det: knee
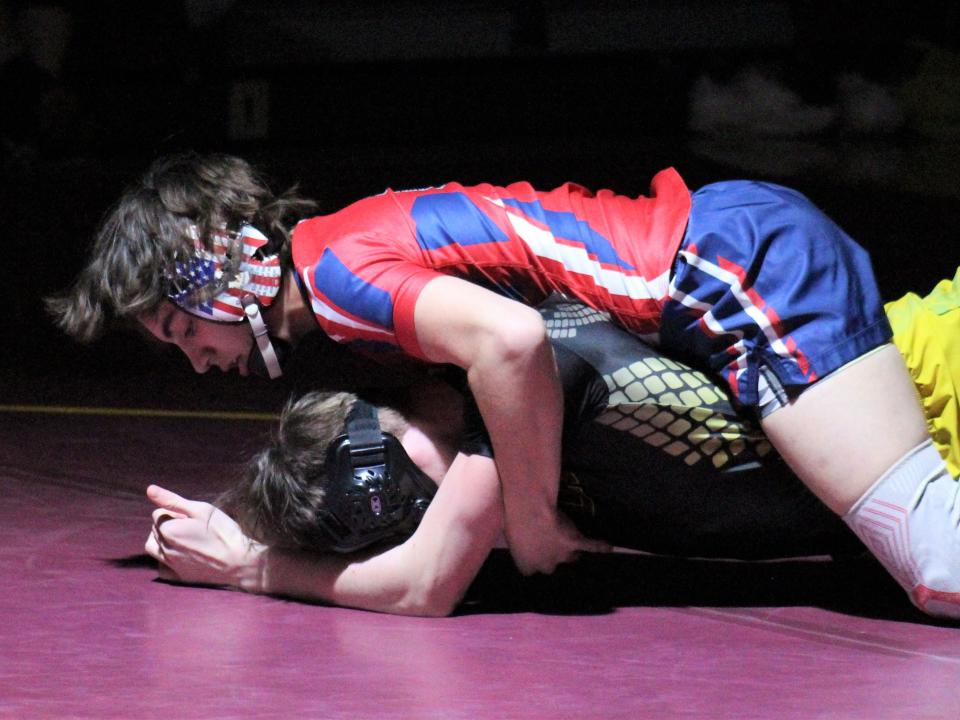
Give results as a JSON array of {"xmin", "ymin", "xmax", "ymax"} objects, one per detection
[
  {"xmin": 911, "ymin": 575, "xmax": 960, "ymax": 619},
  {"xmin": 843, "ymin": 440, "xmax": 960, "ymax": 619},
  {"xmin": 908, "ymin": 503, "xmax": 960, "ymax": 619}
]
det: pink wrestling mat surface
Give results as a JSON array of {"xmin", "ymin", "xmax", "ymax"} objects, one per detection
[{"xmin": 3, "ymin": 408, "xmax": 959, "ymax": 720}]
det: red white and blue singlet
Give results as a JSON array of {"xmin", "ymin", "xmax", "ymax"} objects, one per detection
[
  {"xmin": 292, "ymin": 168, "xmax": 691, "ymax": 358},
  {"xmin": 292, "ymin": 168, "xmax": 891, "ymax": 408}
]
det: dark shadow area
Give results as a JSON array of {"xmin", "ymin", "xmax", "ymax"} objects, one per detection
[
  {"xmin": 109, "ymin": 548, "xmax": 951, "ymax": 627},
  {"xmin": 461, "ymin": 549, "xmax": 943, "ymax": 624},
  {"xmin": 108, "ymin": 554, "xmax": 159, "ymax": 569}
]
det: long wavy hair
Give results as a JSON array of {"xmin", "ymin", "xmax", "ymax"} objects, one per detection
[{"xmin": 45, "ymin": 152, "xmax": 317, "ymax": 341}]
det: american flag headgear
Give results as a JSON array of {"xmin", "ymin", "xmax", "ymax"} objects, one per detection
[
  {"xmin": 166, "ymin": 223, "xmax": 282, "ymax": 322},
  {"xmin": 166, "ymin": 223, "xmax": 285, "ymax": 379}
]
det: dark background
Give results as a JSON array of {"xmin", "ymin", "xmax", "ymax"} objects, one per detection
[{"xmin": 2, "ymin": 0, "xmax": 958, "ymax": 412}]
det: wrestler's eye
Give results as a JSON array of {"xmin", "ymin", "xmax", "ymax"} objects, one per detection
[{"xmin": 185, "ymin": 319, "xmax": 196, "ymax": 339}]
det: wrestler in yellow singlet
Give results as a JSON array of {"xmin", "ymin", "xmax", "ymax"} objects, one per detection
[{"xmin": 887, "ymin": 268, "xmax": 960, "ymax": 478}]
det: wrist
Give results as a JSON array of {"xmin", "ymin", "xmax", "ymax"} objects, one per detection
[{"xmin": 235, "ymin": 540, "xmax": 270, "ymax": 593}]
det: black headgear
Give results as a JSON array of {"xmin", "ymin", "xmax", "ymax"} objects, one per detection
[{"xmin": 314, "ymin": 400, "xmax": 436, "ymax": 553}]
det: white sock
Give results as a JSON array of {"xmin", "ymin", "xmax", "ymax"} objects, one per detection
[{"xmin": 843, "ymin": 439, "xmax": 960, "ymax": 618}]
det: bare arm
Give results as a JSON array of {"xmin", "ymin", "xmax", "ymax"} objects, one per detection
[
  {"xmin": 145, "ymin": 451, "xmax": 503, "ymax": 617},
  {"xmin": 263, "ymin": 452, "xmax": 503, "ymax": 615},
  {"xmin": 412, "ymin": 276, "xmax": 607, "ymax": 574}
]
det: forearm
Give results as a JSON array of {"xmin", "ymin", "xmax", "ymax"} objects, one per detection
[
  {"xmin": 258, "ymin": 453, "xmax": 504, "ymax": 617},
  {"xmin": 257, "ymin": 545, "xmax": 446, "ymax": 616},
  {"xmin": 467, "ymin": 324, "xmax": 564, "ymax": 537},
  {"xmin": 147, "ymin": 451, "xmax": 503, "ymax": 617},
  {"xmin": 412, "ymin": 276, "xmax": 588, "ymax": 574}
]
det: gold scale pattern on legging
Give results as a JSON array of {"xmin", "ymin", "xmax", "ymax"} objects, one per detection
[
  {"xmin": 542, "ymin": 298, "xmax": 773, "ymax": 470},
  {"xmin": 597, "ymin": 357, "xmax": 773, "ymax": 469}
]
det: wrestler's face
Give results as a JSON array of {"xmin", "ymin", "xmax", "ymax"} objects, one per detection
[{"xmin": 140, "ymin": 303, "xmax": 253, "ymax": 376}]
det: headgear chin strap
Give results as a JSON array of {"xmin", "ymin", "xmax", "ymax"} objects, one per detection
[
  {"xmin": 166, "ymin": 223, "xmax": 285, "ymax": 379},
  {"xmin": 314, "ymin": 401, "xmax": 437, "ymax": 553},
  {"xmin": 241, "ymin": 296, "xmax": 284, "ymax": 379}
]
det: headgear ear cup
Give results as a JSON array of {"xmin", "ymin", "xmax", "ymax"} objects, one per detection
[{"xmin": 314, "ymin": 401, "xmax": 437, "ymax": 553}]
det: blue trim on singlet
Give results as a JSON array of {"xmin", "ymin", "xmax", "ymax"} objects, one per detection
[
  {"xmin": 411, "ymin": 192, "xmax": 509, "ymax": 250},
  {"xmin": 313, "ymin": 249, "xmax": 395, "ymax": 330},
  {"xmin": 500, "ymin": 198, "xmax": 636, "ymax": 271}
]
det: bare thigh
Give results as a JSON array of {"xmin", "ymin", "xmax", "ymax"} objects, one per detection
[{"xmin": 760, "ymin": 344, "xmax": 929, "ymax": 515}]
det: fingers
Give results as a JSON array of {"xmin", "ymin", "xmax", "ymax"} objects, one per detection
[
  {"xmin": 144, "ymin": 489, "xmax": 211, "ymax": 587},
  {"xmin": 525, "ymin": 540, "xmax": 608, "ymax": 575},
  {"xmin": 145, "ymin": 521, "xmax": 177, "ymax": 561},
  {"xmin": 574, "ymin": 535, "xmax": 613, "ymax": 555},
  {"xmin": 146, "ymin": 484, "xmax": 209, "ymax": 520},
  {"xmin": 144, "ymin": 533, "xmax": 182, "ymax": 583},
  {"xmin": 556, "ymin": 510, "xmax": 612, "ymax": 555},
  {"xmin": 152, "ymin": 507, "xmax": 187, "ymax": 525},
  {"xmin": 584, "ymin": 539, "xmax": 613, "ymax": 554},
  {"xmin": 510, "ymin": 520, "xmax": 613, "ymax": 575},
  {"xmin": 144, "ymin": 528, "xmax": 160, "ymax": 559},
  {"xmin": 145, "ymin": 520, "xmax": 188, "ymax": 584},
  {"xmin": 145, "ymin": 512, "xmax": 186, "ymax": 560},
  {"xmin": 144, "ymin": 527, "xmax": 173, "ymax": 577},
  {"xmin": 512, "ymin": 547, "xmax": 565, "ymax": 576}
]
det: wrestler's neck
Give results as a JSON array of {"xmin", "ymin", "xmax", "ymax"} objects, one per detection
[
  {"xmin": 263, "ymin": 269, "xmax": 316, "ymax": 344},
  {"xmin": 397, "ymin": 424, "xmax": 455, "ymax": 486},
  {"xmin": 386, "ymin": 383, "xmax": 467, "ymax": 487}
]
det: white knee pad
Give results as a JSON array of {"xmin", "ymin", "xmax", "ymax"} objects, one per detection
[{"xmin": 843, "ymin": 440, "xmax": 960, "ymax": 618}]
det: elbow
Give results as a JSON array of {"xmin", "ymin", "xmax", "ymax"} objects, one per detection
[
  {"xmin": 474, "ymin": 304, "xmax": 550, "ymax": 370},
  {"xmin": 411, "ymin": 599, "xmax": 457, "ymax": 619},
  {"xmin": 397, "ymin": 559, "xmax": 474, "ymax": 617},
  {"xmin": 391, "ymin": 594, "xmax": 456, "ymax": 618},
  {"xmin": 401, "ymin": 579, "xmax": 463, "ymax": 618},
  {"xmin": 502, "ymin": 304, "xmax": 550, "ymax": 360}
]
